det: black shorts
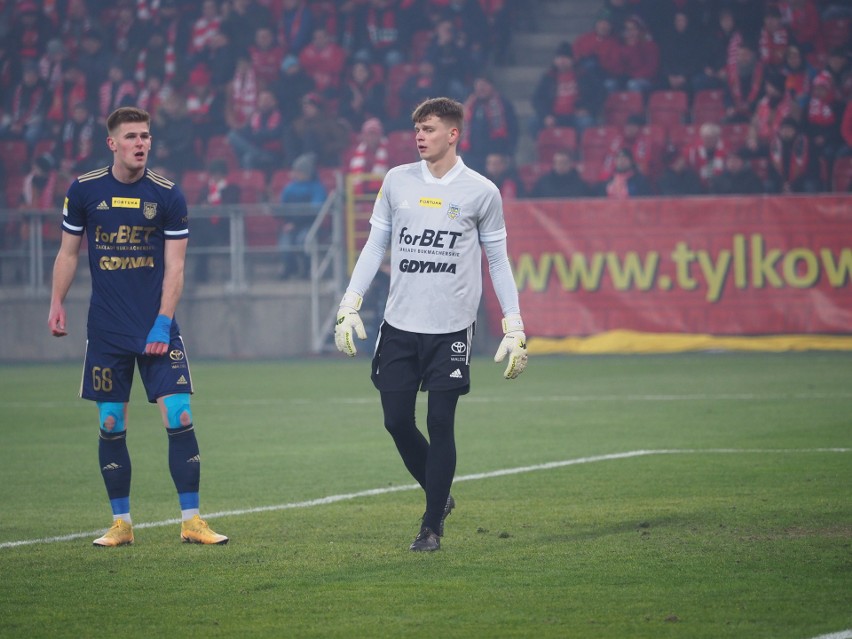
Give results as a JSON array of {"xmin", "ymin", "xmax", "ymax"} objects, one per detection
[{"xmin": 371, "ymin": 321, "xmax": 474, "ymax": 394}]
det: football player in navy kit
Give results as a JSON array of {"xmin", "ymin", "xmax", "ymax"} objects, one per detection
[
  {"xmin": 334, "ymin": 97, "xmax": 528, "ymax": 551},
  {"xmin": 48, "ymin": 107, "xmax": 228, "ymax": 546}
]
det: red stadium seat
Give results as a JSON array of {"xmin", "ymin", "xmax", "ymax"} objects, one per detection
[
  {"xmin": 181, "ymin": 170, "xmax": 209, "ymax": 206},
  {"xmin": 536, "ymin": 126, "xmax": 577, "ymax": 164},
  {"xmin": 268, "ymin": 169, "xmax": 293, "ymax": 201},
  {"xmin": 603, "ymin": 90, "xmax": 644, "ymax": 126},
  {"xmin": 518, "ymin": 163, "xmax": 548, "ymax": 192},
  {"xmin": 832, "ymin": 156, "xmax": 852, "ymax": 192},
  {"xmin": 647, "ymin": 90, "xmax": 688, "ymax": 127},
  {"xmin": 244, "ymin": 214, "xmax": 281, "ymax": 247},
  {"xmin": 580, "ymin": 126, "xmax": 619, "ymax": 184},
  {"xmin": 206, "ymin": 135, "xmax": 240, "ymax": 173},
  {"xmin": 0, "ymin": 140, "xmax": 28, "ymax": 176},
  {"xmin": 667, "ymin": 123, "xmax": 699, "ymax": 150},
  {"xmin": 720, "ymin": 123, "xmax": 749, "ymax": 152},
  {"xmin": 692, "ymin": 89, "xmax": 726, "ymax": 125},
  {"xmin": 5, "ymin": 174, "xmax": 25, "ymax": 208},
  {"xmin": 227, "ymin": 169, "xmax": 267, "ymax": 204}
]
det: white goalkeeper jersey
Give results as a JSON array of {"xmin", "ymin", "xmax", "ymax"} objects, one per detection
[{"xmin": 370, "ymin": 158, "xmax": 507, "ymax": 334}]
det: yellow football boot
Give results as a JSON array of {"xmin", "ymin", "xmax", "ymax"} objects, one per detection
[
  {"xmin": 92, "ymin": 518, "xmax": 134, "ymax": 547},
  {"xmin": 180, "ymin": 515, "xmax": 229, "ymax": 545}
]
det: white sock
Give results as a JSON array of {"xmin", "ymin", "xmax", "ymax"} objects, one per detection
[
  {"xmin": 114, "ymin": 513, "xmax": 132, "ymax": 525},
  {"xmin": 181, "ymin": 508, "xmax": 200, "ymax": 522}
]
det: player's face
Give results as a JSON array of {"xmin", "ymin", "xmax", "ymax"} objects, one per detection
[
  {"xmin": 108, "ymin": 122, "xmax": 151, "ymax": 174},
  {"xmin": 414, "ymin": 115, "xmax": 458, "ymax": 164}
]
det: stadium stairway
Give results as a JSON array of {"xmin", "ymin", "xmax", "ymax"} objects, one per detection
[{"xmin": 491, "ymin": 0, "xmax": 602, "ymax": 167}]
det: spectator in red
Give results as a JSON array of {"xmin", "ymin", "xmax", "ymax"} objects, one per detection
[
  {"xmin": 134, "ymin": 30, "xmax": 178, "ymax": 90},
  {"xmin": 227, "ymin": 88, "xmax": 286, "ymax": 170},
  {"xmin": 298, "ymin": 27, "xmax": 346, "ymax": 93},
  {"xmin": 725, "ymin": 39, "xmax": 764, "ymax": 123},
  {"xmin": 805, "ymin": 71, "xmax": 843, "ymax": 185},
  {"xmin": 823, "ymin": 48, "xmax": 852, "ymax": 104},
  {"xmin": 531, "ymin": 42, "xmax": 594, "ymax": 135},
  {"xmin": 59, "ymin": 0, "xmax": 97, "ymax": 57},
  {"xmin": 97, "ymin": 62, "xmax": 137, "ymax": 120},
  {"xmin": 59, "ymin": 101, "xmax": 97, "ymax": 173},
  {"xmin": 250, "ymin": 25, "xmax": 286, "ymax": 88},
  {"xmin": 278, "ymin": 0, "xmax": 315, "ymax": 56},
  {"xmin": 459, "ymin": 74, "xmax": 519, "ymax": 173},
  {"xmin": 348, "ymin": 117, "xmax": 389, "ymax": 193},
  {"xmin": 137, "ymin": 74, "xmax": 167, "ymax": 119},
  {"xmin": 686, "ymin": 122, "xmax": 728, "ymax": 187},
  {"xmin": 9, "ymin": 1, "xmax": 51, "ymax": 70},
  {"xmin": 345, "ymin": 0, "xmax": 414, "ymax": 68},
  {"xmin": 190, "ymin": 0, "xmax": 223, "ymax": 58},
  {"xmin": 753, "ymin": 71, "xmax": 794, "ymax": 146},
  {"xmin": 616, "ymin": 14, "xmax": 659, "ymax": 94},
  {"xmin": 186, "ymin": 64, "xmax": 226, "ymax": 144},
  {"xmin": 768, "ymin": 116, "xmax": 820, "ymax": 192},
  {"xmin": 603, "ymin": 147, "xmax": 651, "ymax": 198},
  {"xmin": 111, "ymin": 3, "xmax": 147, "ymax": 71},
  {"xmin": 758, "ymin": 7, "xmax": 790, "ymax": 70},
  {"xmin": 46, "ymin": 63, "xmax": 87, "ymax": 139},
  {"xmin": 0, "ymin": 61, "xmax": 49, "ymax": 149},
  {"xmin": 194, "ymin": 158, "xmax": 238, "ymax": 283},
  {"xmin": 483, "ymin": 152, "xmax": 526, "ymax": 199},
  {"xmin": 600, "ymin": 114, "xmax": 654, "ymax": 181},
  {"xmin": 21, "ymin": 153, "xmax": 59, "ymax": 210},
  {"xmin": 573, "ymin": 10, "xmax": 622, "ymax": 87},
  {"xmin": 39, "ymin": 39, "xmax": 68, "ymax": 93},
  {"xmin": 777, "ymin": 0, "xmax": 821, "ymax": 54},
  {"xmin": 339, "ymin": 60, "xmax": 386, "ymax": 130},
  {"xmin": 225, "ymin": 56, "xmax": 259, "ymax": 130}
]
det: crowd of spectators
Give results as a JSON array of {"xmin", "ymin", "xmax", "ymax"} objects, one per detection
[{"xmin": 0, "ymin": 0, "xmax": 850, "ymax": 215}]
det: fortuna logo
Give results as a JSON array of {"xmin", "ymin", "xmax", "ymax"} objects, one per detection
[
  {"xmin": 449, "ymin": 369, "xmax": 463, "ymax": 379},
  {"xmin": 102, "ymin": 463, "xmax": 122, "ymax": 471},
  {"xmin": 97, "ymin": 201, "xmax": 109, "ymax": 210},
  {"xmin": 177, "ymin": 375, "xmax": 188, "ymax": 385},
  {"xmin": 187, "ymin": 455, "xmax": 201, "ymax": 463}
]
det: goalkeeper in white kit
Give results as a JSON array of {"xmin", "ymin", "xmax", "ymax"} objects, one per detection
[{"xmin": 334, "ymin": 97, "xmax": 528, "ymax": 552}]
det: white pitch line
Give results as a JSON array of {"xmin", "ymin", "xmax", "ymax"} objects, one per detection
[
  {"xmin": 807, "ymin": 631, "xmax": 852, "ymax": 639},
  {"xmin": 0, "ymin": 447, "xmax": 848, "ymax": 551}
]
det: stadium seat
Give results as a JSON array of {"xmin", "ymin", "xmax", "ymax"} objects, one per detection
[
  {"xmin": 822, "ymin": 17, "xmax": 851, "ymax": 50},
  {"xmin": 206, "ymin": 135, "xmax": 240, "ymax": 172},
  {"xmin": 667, "ymin": 123, "xmax": 699, "ymax": 150},
  {"xmin": 318, "ymin": 168, "xmax": 339, "ymax": 194},
  {"xmin": 5, "ymin": 175, "xmax": 25, "ymax": 208},
  {"xmin": 603, "ymin": 90, "xmax": 644, "ymax": 126},
  {"xmin": 832, "ymin": 156, "xmax": 852, "ymax": 192},
  {"xmin": 579, "ymin": 125, "xmax": 619, "ymax": 184},
  {"xmin": 181, "ymin": 170, "xmax": 209, "ymax": 206},
  {"xmin": 647, "ymin": 90, "xmax": 689, "ymax": 127},
  {"xmin": 228, "ymin": 169, "xmax": 267, "ymax": 203},
  {"xmin": 638, "ymin": 126, "xmax": 667, "ymax": 180},
  {"xmin": 386, "ymin": 130, "xmax": 418, "ymax": 166},
  {"xmin": 267, "ymin": 169, "xmax": 292, "ymax": 201},
  {"xmin": 244, "ymin": 214, "xmax": 282, "ymax": 247},
  {"xmin": 536, "ymin": 126, "xmax": 577, "ymax": 164},
  {"xmin": 692, "ymin": 89, "xmax": 727, "ymax": 125},
  {"xmin": 385, "ymin": 63, "xmax": 418, "ymax": 120},
  {"xmin": 0, "ymin": 140, "xmax": 28, "ymax": 176}
]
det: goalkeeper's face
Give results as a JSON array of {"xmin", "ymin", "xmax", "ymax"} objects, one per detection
[
  {"xmin": 414, "ymin": 115, "xmax": 458, "ymax": 164},
  {"xmin": 108, "ymin": 122, "xmax": 152, "ymax": 174}
]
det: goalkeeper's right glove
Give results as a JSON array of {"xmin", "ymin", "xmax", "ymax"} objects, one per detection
[{"xmin": 334, "ymin": 291, "xmax": 367, "ymax": 356}]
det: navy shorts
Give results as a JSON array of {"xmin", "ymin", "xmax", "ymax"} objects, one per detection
[
  {"xmin": 80, "ymin": 330, "xmax": 194, "ymax": 403},
  {"xmin": 371, "ymin": 322, "xmax": 474, "ymax": 394}
]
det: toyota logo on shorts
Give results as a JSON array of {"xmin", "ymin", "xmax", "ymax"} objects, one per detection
[
  {"xmin": 169, "ymin": 349, "xmax": 185, "ymax": 361},
  {"xmin": 451, "ymin": 341, "xmax": 466, "ymax": 354}
]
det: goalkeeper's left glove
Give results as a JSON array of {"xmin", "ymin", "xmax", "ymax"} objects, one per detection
[
  {"xmin": 334, "ymin": 291, "xmax": 367, "ymax": 356},
  {"xmin": 494, "ymin": 314, "xmax": 527, "ymax": 379},
  {"xmin": 145, "ymin": 314, "xmax": 172, "ymax": 356}
]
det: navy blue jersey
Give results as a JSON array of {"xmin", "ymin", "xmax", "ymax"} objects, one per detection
[{"xmin": 61, "ymin": 166, "xmax": 189, "ymax": 340}]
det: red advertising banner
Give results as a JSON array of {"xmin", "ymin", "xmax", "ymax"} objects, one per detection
[{"xmin": 484, "ymin": 195, "xmax": 852, "ymax": 337}]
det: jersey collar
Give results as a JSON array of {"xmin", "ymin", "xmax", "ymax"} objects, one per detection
[{"xmin": 420, "ymin": 157, "xmax": 465, "ymax": 185}]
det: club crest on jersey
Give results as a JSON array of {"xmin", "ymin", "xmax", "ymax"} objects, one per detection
[
  {"xmin": 447, "ymin": 203, "xmax": 461, "ymax": 220},
  {"xmin": 143, "ymin": 202, "xmax": 157, "ymax": 219}
]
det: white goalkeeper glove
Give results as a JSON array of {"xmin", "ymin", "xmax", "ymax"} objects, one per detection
[
  {"xmin": 494, "ymin": 314, "xmax": 528, "ymax": 379},
  {"xmin": 334, "ymin": 291, "xmax": 367, "ymax": 356}
]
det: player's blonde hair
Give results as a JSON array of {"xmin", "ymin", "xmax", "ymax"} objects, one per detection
[
  {"xmin": 412, "ymin": 98, "xmax": 464, "ymax": 135},
  {"xmin": 106, "ymin": 107, "xmax": 151, "ymax": 135}
]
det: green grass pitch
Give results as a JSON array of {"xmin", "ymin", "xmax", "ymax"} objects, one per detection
[{"xmin": 0, "ymin": 353, "xmax": 849, "ymax": 638}]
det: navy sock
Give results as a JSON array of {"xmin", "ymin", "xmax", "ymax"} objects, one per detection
[
  {"xmin": 99, "ymin": 431, "xmax": 131, "ymax": 511},
  {"xmin": 167, "ymin": 424, "xmax": 200, "ymax": 498}
]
